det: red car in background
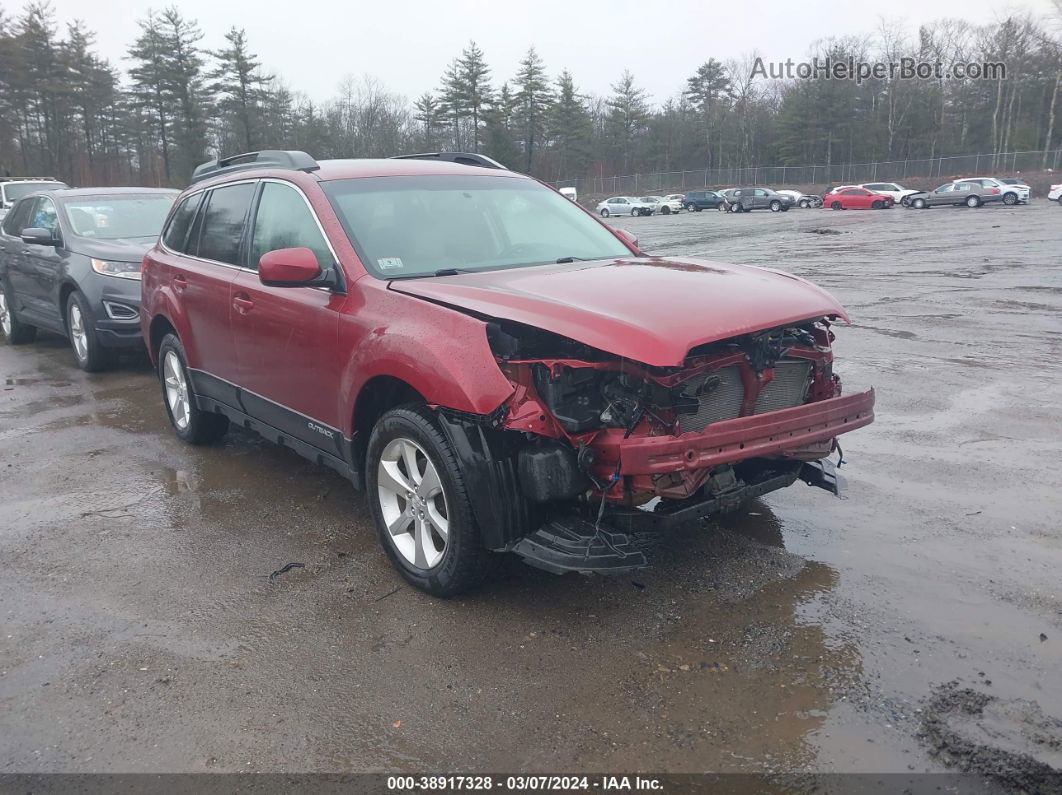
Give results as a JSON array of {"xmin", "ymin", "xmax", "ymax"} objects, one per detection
[{"xmin": 826, "ymin": 187, "xmax": 894, "ymax": 210}]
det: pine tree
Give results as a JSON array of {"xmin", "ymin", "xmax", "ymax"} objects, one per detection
[
  {"xmin": 128, "ymin": 12, "xmax": 172, "ymax": 181},
  {"xmin": 457, "ymin": 41, "xmax": 491, "ymax": 151},
  {"xmin": 513, "ymin": 46, "xmax": 552, "ymax": 173},
  {"xmin": 606, "ymin": 70, "xmax": 649, "ymax": 173},
  {"xmin": 482, "ymin": 82, "xmax": 520, "ymax": 167},
  {"xmin": 160, "ymin": 7, "xmax": 209, "ymax": 180},
  {"xmin": 684, "ymin": 59, "xmax": 731, "ymax": 168},
  {"xmin": 547, "ymin": 70, "xmax": 592, "ymax": 179},
  {"xmin": 210, "ymin": 27, "xmax": 270, "ymax": 152},
  {"xmin": 414, "ymin": 92, "xmax": 442, "ymax": 150},
  {"xmin": 438, "ymin": 58, "xmax": 466, "ymax": 150}
]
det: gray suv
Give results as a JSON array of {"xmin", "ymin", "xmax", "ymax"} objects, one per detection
[
  {"xmin": 0, "ymin": 187, "xmax": 176, "ymax": 370},
  {"xmin": 723, "ymin": 187, "xmax": 792, "ymax": 213}
]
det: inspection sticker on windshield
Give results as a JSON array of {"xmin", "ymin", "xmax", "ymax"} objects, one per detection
[{"xmin": 377, "ymin": 257, "xmax": 404, "ymax": 270}]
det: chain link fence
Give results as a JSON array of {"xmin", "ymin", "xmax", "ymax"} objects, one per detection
[{"xmin": 554, "ymin": 149, "xmax": 1062, "ymax": 196}]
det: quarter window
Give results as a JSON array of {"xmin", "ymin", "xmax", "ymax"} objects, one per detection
[
  {"xmin": 196, "ymin": 183, "xmax": 255, "ymax": 265},
  {"xmin": 163, "ymin": 193, "xmax": 204, "ymax": 253},
  {"xmin": 250, "ymin": 182, "xmax": 333, "ymax": 271}
]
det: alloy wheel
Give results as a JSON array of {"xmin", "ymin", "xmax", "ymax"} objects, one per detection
[
  {"xmin": 163, "ymin": 350, "xmax": 191, "ymax": 430},
  {"xmin": 69, "ymin": 303, "xmax": 88, "ymax": 362},
  {"xmin": 377, "ymin": 436, "xmax": 449, "ymax": 570}
]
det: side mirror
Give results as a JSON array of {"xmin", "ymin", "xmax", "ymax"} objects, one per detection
[
  {"xmin": 612, "ymin": 227, "xmax": 639, "ymax": 250},
  {"xmin": 21, "ymin": 227, "xmax": 61, "ymax": 247},
  {"xmin": 259, "ymin": 247, "xmax": 323, "ymax": 287}
]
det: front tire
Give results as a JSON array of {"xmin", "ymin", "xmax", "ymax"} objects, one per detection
[
  {"xmin": 1002, "ymin": 192, "xmax": 1018, "ymax": 206},
  {"xmin": 661, "ymin": 205, "xmax": 671, "ymax": 215},
  {"xmin": 157, "ymin": 333, "xmax": 229, "ymax": 444},
  {"xmin": 799, "ymin": 199, "xmax": 810, "ymax": 208},
  {"xmin": 0, "ymin": 281, "xmax": 37, "ymax": 344},
  {"xmin": 686, "ymin": 203, "xmax": 696, "ymax": 212},
  {"xmin": 831, "ymin": 201, "xmax": 842, "ymax": 210},
  {"xmin": 770, "ymin": 200, "xmax": 782, "ymax": 212},
  {"xmin": 600, "ymin": 208, "xmax": 610, "ymax": 217},
  {"xmin": 66, "ymin": 291, "xmax": 115, "ymax": 372},
  {"xmin": 366, "ymin": 405, "xmax": 491, "ymax": 597},
  {"xmin": 871, "ymin": 200, "xmax": 883, "ymax": 209},
  {"xmin": 912, "ymin": 197, "xmax": 927, "ymax": 209}
]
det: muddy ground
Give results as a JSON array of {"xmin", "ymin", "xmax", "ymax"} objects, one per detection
[{"xmin": 1, "ymin": 200, "xmax": 1060, "ymax": 786}]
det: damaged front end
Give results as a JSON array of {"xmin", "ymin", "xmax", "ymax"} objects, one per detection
[{"xmin": 436, "ymin": 317, "xmax": 875, "ymax": 575}]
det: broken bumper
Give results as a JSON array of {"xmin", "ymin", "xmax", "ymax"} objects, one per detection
[{"xmin": 592, "ymin": 388, "xmax": 875, "ymax": 477}]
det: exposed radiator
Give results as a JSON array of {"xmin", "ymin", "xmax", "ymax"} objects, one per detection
[
  {"xmin": 676, "ymin": 360, "xmax": 813, "ymax": 433},
  {"xmin": 755, "ymin": 360, "xmax": 813, "ymax": 415}
]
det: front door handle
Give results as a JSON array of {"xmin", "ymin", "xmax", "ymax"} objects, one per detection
[
  {"xmin": 232, "ymin": 294, "xmax": 255, "ymax": 314},
  {"xmin": 173, "ymin": 274, "xmax": 187, "ymax": 292}
]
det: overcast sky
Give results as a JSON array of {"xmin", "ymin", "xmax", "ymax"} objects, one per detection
[{"xmin": 47, "ymin": 0, "xmax": 1056, "ymax": 106}]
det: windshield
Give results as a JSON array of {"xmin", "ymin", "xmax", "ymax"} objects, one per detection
[
  {"xmin": 323, "ymin": 175, "xmax": 633, "ymax": 279},
  {"xmin": 5, "ymin": 181, "xmax": 65, "ymax": 202},
  {"xmin": 63, "ymin": 195, "xmax": 176, "ymax": 240}
]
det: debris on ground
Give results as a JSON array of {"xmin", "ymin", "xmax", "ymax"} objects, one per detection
[{"xmin": 268, "ymin": 562, "xmax": 305, "ymax": 581}]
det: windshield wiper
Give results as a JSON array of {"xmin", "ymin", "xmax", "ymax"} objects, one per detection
[
  {"xmin": 555, "ymin": 256, "xmax": 588, "ymax": 264},
  {"xmin": 432, "ymin": 267, "xmax": 474, "ymax": 276}
]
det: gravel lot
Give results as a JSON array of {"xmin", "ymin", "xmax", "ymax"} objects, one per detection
[{"xmin": 1, "ymin": 200, "xmax": 1060, "ymax": 784}]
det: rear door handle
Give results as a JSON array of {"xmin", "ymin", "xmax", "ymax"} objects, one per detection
[{"xmin": 232, "ymin": 294, "xmax": 255, "ymax": 313}]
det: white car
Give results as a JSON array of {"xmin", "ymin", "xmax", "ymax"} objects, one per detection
[
  {"xmin": 647, "ymin": 195, "xmax": 684, "ymax": 215},
  {"xmin": 559, "ymin": 186, "xmax": 578, "ymax": 202},
  {"xmin": 596, "ymin": 196, "xmax": 656, "ymax": 217},
  {"xmin": 859, "ymin": 182, "xmax": 920, "ymax": 206},
  {"xmin": 958, "ymin": 177, "xmax": 1030, "ymax": 205},
  {"xmin": 1049, "ymin": 182, "xmax": 1061, "ymax": 204},
  {"xmin": 0, "ymin": 177, "xmax": 69, "ymax": 220},
  {"xmin": 998, "ymin": 178, "xmax": 1031, "ymax": 200}
]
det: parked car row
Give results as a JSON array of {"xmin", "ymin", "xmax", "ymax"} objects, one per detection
[
  {"xmin": 594, "ymin": 174, "xmax": 1043, "ymax": 219},
  {"xmin": 1, "ymin": 150, "xmax": 876, "ymax": 597}
]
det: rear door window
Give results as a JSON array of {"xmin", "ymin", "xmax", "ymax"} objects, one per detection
[{"xmin": 195, "ymin": 183, "xmax": 256, "ymax": 265}]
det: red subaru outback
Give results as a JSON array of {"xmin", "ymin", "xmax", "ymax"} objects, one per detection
[{"xmin": 142, "ymin": 150, "xmax": 875, "ymax": 596}]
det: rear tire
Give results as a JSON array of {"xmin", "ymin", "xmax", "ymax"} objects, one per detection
[
  {"xmin": 157, "ymin": 333, "xmax": 229, "ymax": 444},
  {"xmin": 66, "ymin": 291, "xmax": 115, "ymax": 372},
  {"xmin": 0, "ymin": 281, "xmax": 37, "ymax": 345},
  {"xmin": 966, "ymin": 195, "xmax": 981, "ymax": 208},
  {"xmin": 366, "ymin": 405, "xmax": 492, "ymax": 597}
]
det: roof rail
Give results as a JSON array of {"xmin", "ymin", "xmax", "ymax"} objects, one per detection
[
  {"xmin": 0, "ymin": 176, "xmax": 62, "ymax": 183},
  {"xmin": 390, "ymin": 152, "xmax": 507, "ymax": 170},
  {"xmin": 190, "ymin": 150, "xmax": 320, "ymax": 184}
]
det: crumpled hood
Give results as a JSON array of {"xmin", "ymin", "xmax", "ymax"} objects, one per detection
[
  {"xmin": 389, "ymin": 257, "xmax": 849, "ymax": 367},
  {"xmin": 69, "ymin": 235, "xmax": 157, "ymax": 263}
]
